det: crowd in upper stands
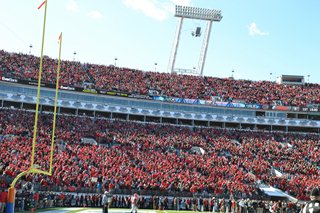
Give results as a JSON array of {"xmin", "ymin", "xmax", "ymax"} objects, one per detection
[
  {"xmin": 0, "ymin": 108, "xmax": 319, "ymax": 201},
  {"xmin": 1, "ymin": 50, "xmax": 319, "ymax": 107}
]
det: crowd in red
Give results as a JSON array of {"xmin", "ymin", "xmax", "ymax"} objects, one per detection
[
  {"xmin": 1, "ymin": 50, "xmax": 319, "ymax": 106},
  {"xmin": 0, "ymin": 109, "xmax": 319, "ymax": 200}
]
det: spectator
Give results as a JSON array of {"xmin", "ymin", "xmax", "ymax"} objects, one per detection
[
  {"xmin": 0, "ymin": 189, "xmax": 7, "ymax": 213},
  {"xmin": 302, "ymin": 188, "xmax": 320, "ymax": 213}
]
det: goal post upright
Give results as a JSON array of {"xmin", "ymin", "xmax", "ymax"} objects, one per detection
[
  {"xmin": 168, "ymin": 5, "xmax": 222, "ymax": 76},
  {"xmin": 7, "ymin": 1, "xmax": 63, "ymax": 212},
  {"xmin": 6, "ymin": 2, "xmax": 49, "ymax": 211}
]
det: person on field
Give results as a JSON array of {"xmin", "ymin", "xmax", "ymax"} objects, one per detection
[
  {"xmin": 131, "ymin": 193, "xmax": 138, "ymax": 213},
  {"xmin": 102, "ymin": 191, "xmax": 109, "ymax": 213},
  {"xmin": 302, "ymin": 187, "xmax": 320, "ymax": 213}
]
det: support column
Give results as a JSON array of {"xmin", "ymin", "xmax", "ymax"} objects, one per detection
[
  {"xmin": 6, "ymin": 187, "xmax": 15, "ymax": 213},
  {"xmin": 198, "ymin": 21, "xmax": 213, "ymax": 76},
  {"xmin": 168, "ymin": 18, "xmax": 184, "ymax": 74}
]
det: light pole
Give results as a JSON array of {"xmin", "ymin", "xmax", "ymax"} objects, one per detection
[
  {"xmin": 154, "ymin": 62, "xmax": 158, "ymax": 72},
  {"xmin": 307, "ymin": 74, "xmax": 310, "ymax": 83},
  {"xmin": 114, "ymin": 57, "xmax": 118, "ymax": 67},
  {"xmin": 29, "ymin": 44, "xmax": 33, "ymax": 54},
  {"xmin": 232, "ymin": 70, "xmax": 234, "ymax": 78},
  {"xmin": 73, "ymin": 51, "xmax": 77, "ymax": 61},
  {"xmin": 269, "ymin": 72, "xmax": 272, "ymax": 81}
]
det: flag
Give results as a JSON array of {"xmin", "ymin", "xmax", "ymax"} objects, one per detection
[
  {"xmin": 37, "ymin": 0, "xmax": 46, "ymax": 10},
  {"xmin": 58, "ymin": 32, "xmax": 62, "ymax": 44}
]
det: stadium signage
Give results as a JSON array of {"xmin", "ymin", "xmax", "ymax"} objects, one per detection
[
  {"xmin": 28, "ymin": 81, "xmax": 46, "ymax": 87},
  {"xmin": 99, "ymin": 90, "xmax": 129, "ymax": 97},
  {"xmin": 272, "ymin": 106, "xmax": 289, "ymax": 111},
  {"xmin": 1, "ymin": 76, "xmax": 18, "ymax": 83},
  {"xmin": 16, "ymin": 79, "xmax": 55, "ymax": 88},
  {"xmin": 60, "ymin": 85, "xmax": 75, "ymax": 91},
  {"xmin": 309, "ymin": 108, "xmax": 319, "ymax": 112},
  {"xmin": 243, "ymin": 103, "xmax": 261, "ymax": 109},
  {"xmin": 118, "ymin": 92, "xmax": 129, "ymax": 97},
  {"xmin": 129, "ymin": 94, "xmax": 152, "ymax": 99},
  {"xmin": 106, "ymin": 91, "xmax": 116, "ymax": 96},
  {"xmin": 290, "ymin": 106, "xmax": 300, "ymax": 111},
  {"xmin": 83, "ymin": 88, "xmax": 98, "ymax": 94}
]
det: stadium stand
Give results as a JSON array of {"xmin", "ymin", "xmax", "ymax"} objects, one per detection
[
  {"xmin": 0, "ymin": 108, "xmax": 319, "ymax": 202},
  {"xmin": 0, "ymin": 50, "xmax": 320, "ymax": 212},
  {"xmin": 1, "ymin": 50, "xmax": 319, "ymax": 107}
]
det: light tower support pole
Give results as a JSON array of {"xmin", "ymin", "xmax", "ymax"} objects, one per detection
[
  {"xmin": 168, "ymin": 5, "xmax": 222, "ymax": 76},
  {"xmin": 198, "ymin": 20, "xmax": 213, "ymax": 76},
  {"xmin": 168, "ymin": 17, "xmax": 184, "ymax": 74}
]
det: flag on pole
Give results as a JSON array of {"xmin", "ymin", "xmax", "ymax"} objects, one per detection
[
  {"xmin": 58, "ymin": 32, "xmax": 62, "ymax": 44},
  {"xmin": 37, "ymin": 0, "xmax": 46, "ymax": 10}
]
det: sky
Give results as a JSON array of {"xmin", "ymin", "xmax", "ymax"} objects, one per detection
[{"xmin": 0, "ymin": 0, "xmax": 319, "ymax": 83}]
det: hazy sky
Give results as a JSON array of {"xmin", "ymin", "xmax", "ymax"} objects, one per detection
[{"xmin": 0, "ymin": 0, "xmax": 319, "ymax": 83}]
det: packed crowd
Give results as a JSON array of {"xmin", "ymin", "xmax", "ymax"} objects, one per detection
[
  {"xmin": 1, "ymin": 50, "xmax": 320, "ymax": 106},
  {"xmin": 0, "ymin": 108, "xmax": 319, "ymax": 201}
]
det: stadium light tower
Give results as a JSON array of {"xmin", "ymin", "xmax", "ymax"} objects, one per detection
[
  {"xmin": 168, "ymin": 5, "xmax": 222, "ymax": 76},
  {"xmin": 29, "ymin": 44, "xmax": 33, "ymax": 54}
]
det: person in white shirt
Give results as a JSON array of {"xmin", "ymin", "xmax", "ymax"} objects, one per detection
[
  {"xmin": 102, "ymin": 191, "xmax": 109, "ymax": 213},
  {"xmin": 131, "ymin": 193, "xmax": 138, "ymax": 213}
]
